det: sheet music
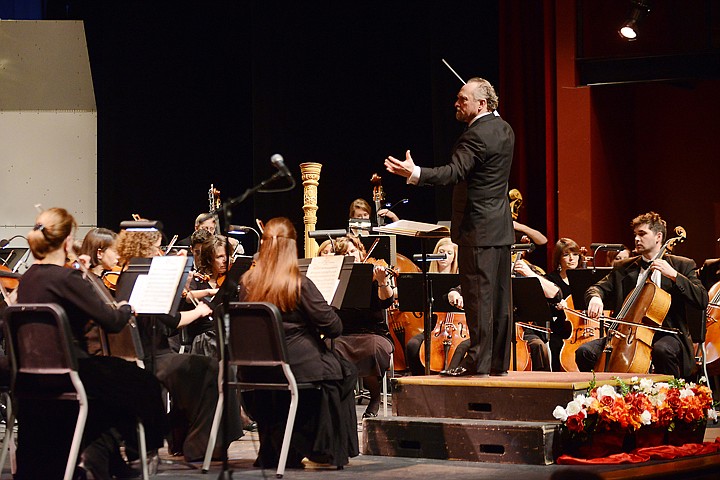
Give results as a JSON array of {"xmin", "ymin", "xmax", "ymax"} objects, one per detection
[
  {"xmin": 373, "ymin": 219, "xmax": 450, "ymax": 237},
  {"xmin": 127, "ymin": 256, "xmax": 186, "ymax": 314},
  {"xmin": 305, "ymin": 255, "xmax": 344, "ymax": 304}
]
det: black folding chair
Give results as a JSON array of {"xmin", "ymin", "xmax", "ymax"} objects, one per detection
[
  {"xmin": 203, "ymin": 302, "xmax": 320, "ymax": 478},
  {"xmin": 3, "ymin": 304, "xmax": 88, "ymax": 480}
]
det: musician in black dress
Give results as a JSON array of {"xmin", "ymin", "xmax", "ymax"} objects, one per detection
[
  {"xmin": 114, "ymin": 229, "xmax": 241, "ymax": 462},
  {"xmin": 332, "ymin": 235, "xmax": 394, "ymax": 418},
  {"xmin": 576, "ymin": 212, "xmax": 708, "ymax": 378},
  {"xmin": 14, "ymin": 208, "xmax": 168, "ymax": 479},
  {"xmin": 239, "ymin": 217, "xmax": 358, "ymax": 468},
  {"xmin": 542, "ymin": 238, "xmax": 581, "ymax": 371}
]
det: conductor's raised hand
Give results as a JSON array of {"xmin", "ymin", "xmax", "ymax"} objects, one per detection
[{"xmin": 384, "ymin": 149, "xmax": 415, "ymax": 178}]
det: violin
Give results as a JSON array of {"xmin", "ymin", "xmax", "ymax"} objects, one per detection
[
  {"xmin": 0, "ymin": 265, "xmax": 20, "ymax": 306},
  {"xmin": 101, "ymin": 266, "xmax": 122, "ymax": 291},
  {"xmin": 594, "ymin": 227, "xmax": 687, "ymax": 374}
]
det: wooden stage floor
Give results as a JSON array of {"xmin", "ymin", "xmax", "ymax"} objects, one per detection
[{"xmin": 2, "ymin": 374, "xmax": 720, "ymax": 479}]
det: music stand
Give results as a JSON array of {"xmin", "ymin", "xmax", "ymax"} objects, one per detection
[
  {"xmin": 358, "ymin": 234, "xmax": 397, "ymax": 267},
  {"xmin": 566, "ymin": 268, "xmax": 612, "ymax": 311},
  {"xmin": 114, "ymin": 257, "xmax": 193, "ymax": 316},
  {"xmin": 208, "ymin": 255, "xmax": 254, "ymax": 310},
  {"xmin": 511, "ymin": 277, "xmax": 554, "ymax": 370},
  {"xmin": 299, "ymin": 256, "xmax": 372, "ymax": 309},
  {"xmin": 374, "ymin": 220, "xmax": 449, "ymax": 374},
  {"xmin": 0, "ymin": 247, "xmax": 29, "ymax": 271},
  {"xmin": 397, "ymin": 273, "xmax": 461, "ymax": 313}
]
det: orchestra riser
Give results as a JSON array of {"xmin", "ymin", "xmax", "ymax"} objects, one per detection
[{"xmin": 362, "ymin": 371, "xmax": 674, "ymax": 465}]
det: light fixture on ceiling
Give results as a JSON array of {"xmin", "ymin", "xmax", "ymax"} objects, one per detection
[{"xmin": 619, "ymin": 0, "xmax": 651, "ymax": 41}]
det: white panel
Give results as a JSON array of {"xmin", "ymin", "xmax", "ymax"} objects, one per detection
[{"xmin": 0, "ymin": 111, "xmax": 97, "ymax": 232}]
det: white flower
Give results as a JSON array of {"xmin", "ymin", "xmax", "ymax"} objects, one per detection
[
  {"xmin": 553, "ymin": 405, "xmax": 568, "ymax": 422},
  {"xmin": 699, "ymin": 376, "xmax": 707, "ymax": 385},
  {"xmin": 597, "ymin": 384, "xmax": 618, "ymax": 399},
  {"xmin": 566, "ymin": 400, "xmax": 584, "ymax": 417},
  {"xmin": 679, "ymin": 387, "xmax": 695, "ymax": 399},
  {"xmin": 638, "ymin": 377, "xmax": 654, "ymax": 393},
  {"xmin": 708, "ymin": 408, "xmax": 718, "ymax": 422},
  {"xmin": 640, "ymin": 410, "xmax": 652, "ymax": 425}
]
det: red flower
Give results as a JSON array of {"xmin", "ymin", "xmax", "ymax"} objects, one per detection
[{"xmin": 567, "ymin": 413, "xmax": 586, "ymax": 433}]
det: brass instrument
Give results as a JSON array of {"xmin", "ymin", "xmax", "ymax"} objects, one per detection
[
  {"xmin": 509, "ymin": 188, "xmax": 522, "ymax": 220},
  {"xmin": 300, "ymin": 162, "xmax": 322, "ymax": 258}
]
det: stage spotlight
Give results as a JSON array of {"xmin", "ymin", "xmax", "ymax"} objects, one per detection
[{"xmin": 619, "ymin": 0, "xmax": 651, "ymax": 41}]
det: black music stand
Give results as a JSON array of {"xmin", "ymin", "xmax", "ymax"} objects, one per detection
[
  {"xmin": 375, "ymin": 221, "xmax": 449, "ymax": 374},
  {"xmin": 397, "ymin": 273, "xmax": 461, "ymax": 313},
  {"xmin": 208, "ymin": 255, "xmax": 254, "ymax": 310},
  {"xmin": 115, "ymin": 256, "xmax": 193, "ymax": 374},
  {"xmin": 299, "ymin": 256, "xmax": 373, "ymax": 309},
  {"xmin": 512, "ymin": 277, "xmax": 554, "ymax": 368},
  {"xmin": 0, "ymin": 247, "xmax": 29, "ymax": 270},
  {"xmin": 567, "ymin": 267, "xmax": 612, "ymax": 311},
  {"xmin": 358, "ymin": 234, "xmax": 396, "ymax": 267}
]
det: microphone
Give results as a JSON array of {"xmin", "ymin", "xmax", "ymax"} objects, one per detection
[
  {"xmin": 511, "ymin": 243, "xmax": 535, "ymax": 253},
  {"xmin": 384, "ymin": 198, "xmax": 409, "ymax": 211},
  {"xmin": 308, "ymin": 229, "xmax": 347, "ymax": 239},
  {"xmin": 271, "ymin": 154, "xmax": 292, "ymax": 178},
  {"xmin": 0, "ymin": 235, "xmax": 26, "ymax": 248},
  {"xmin": 590, "ymin": 243, "xmax": 626, "ymax": 252}
]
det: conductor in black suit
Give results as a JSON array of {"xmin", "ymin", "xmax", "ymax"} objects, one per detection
[
  {"xmin": 576, "ymin": 212, "xmax": 708, "ymax": 379},
  {"xmin": 385, "ymin": 77, "xmax": 515, "ymax": 377}
]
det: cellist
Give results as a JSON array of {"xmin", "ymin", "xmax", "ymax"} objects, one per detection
[{"xmin": 576, "ymin": 212, "xmax": 708, "ymax": 379}]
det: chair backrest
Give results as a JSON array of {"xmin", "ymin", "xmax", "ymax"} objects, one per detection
[
  {"xmin": 3, "ymin": 303, "xmax": 80, "ymax": 396},
  {"xmin": 100, "ymin": 318, "xmax": 146, "ymax": 367},
  {"xmin": 227, "ymin": 302, "xmax": 289, "ymax": 368}
]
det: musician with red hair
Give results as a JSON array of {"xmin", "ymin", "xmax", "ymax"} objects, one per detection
[{"xmin": 239, "ymin": 217, "xmax": 358, "ymax": 469}]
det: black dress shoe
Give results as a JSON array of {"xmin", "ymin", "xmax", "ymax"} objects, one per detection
[
  {"xmin": 362, "ymin": 411, "xmax": 378, "ymax": 419},
  {"xmin": 440, "ymin": 366, "xmax": 473, "ymax": 377},
  {"xmin": 490, "ymin": 371, "xmax": 508, "ymax": 376}
]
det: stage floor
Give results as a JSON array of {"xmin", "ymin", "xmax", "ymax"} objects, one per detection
[{"xmin": 2, "ymin": 404, "xmax": 719, "ymax": 479}]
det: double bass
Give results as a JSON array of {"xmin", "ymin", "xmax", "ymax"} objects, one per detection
[
  {"xmin": 370, "ymin": 173, "xmax": 424, "ymax": 371},
  {"xmin": 594, "ymin": 227, "xmax": 687, "ymax": 374}
]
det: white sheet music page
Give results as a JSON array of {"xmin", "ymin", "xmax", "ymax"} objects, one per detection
[
  {"xmin": 127, "ymin": 256, "xmax": 186, "ymax": 314},
  {"xmin": 305, "ymin": 255, "xmax": 344, "ymax": 304}
]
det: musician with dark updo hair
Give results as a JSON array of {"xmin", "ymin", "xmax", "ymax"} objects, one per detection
[{"xmin": 15, "ymin": 207, "xmax": 167, "ymax": 479}]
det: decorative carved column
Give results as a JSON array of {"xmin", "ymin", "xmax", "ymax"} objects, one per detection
[{"xmin": 299, "ymin": 162, "xmax": 322, "ymax": 258}]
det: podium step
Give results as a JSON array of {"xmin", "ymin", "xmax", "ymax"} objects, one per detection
[
  {"xmin": 391, "ymin": 371, "xmax": 673, "ymax": 422},
  {"xmin": 363, "ymin": 416, "xmax": 558, "ymax": 465}
]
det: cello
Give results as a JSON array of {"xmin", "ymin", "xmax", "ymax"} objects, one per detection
[
  {"xmin": 594, "ymin": 227, "xmax": 687, "ymax": 374},
  {"xmin": 703, "ymin": 280, "xmax": 720, "ymax": 374},
  {"xmin": 419, "ymin": 312, "xmax": 470, "ymax": 372}
]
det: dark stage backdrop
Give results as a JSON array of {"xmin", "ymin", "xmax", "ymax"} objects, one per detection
[{"xmin": 45, "ymin": 0, "xmax": 503, "ymax": 258}]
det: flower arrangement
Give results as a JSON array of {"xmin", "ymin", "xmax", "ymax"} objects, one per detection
[{"xmin": 553, "ymin": 375, "xmax": 718, "ymax": 457}]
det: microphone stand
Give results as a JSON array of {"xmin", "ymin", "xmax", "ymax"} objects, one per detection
[{"xmin": 215, "ymin": 169, "xmax": 294, "ymax": 480}]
